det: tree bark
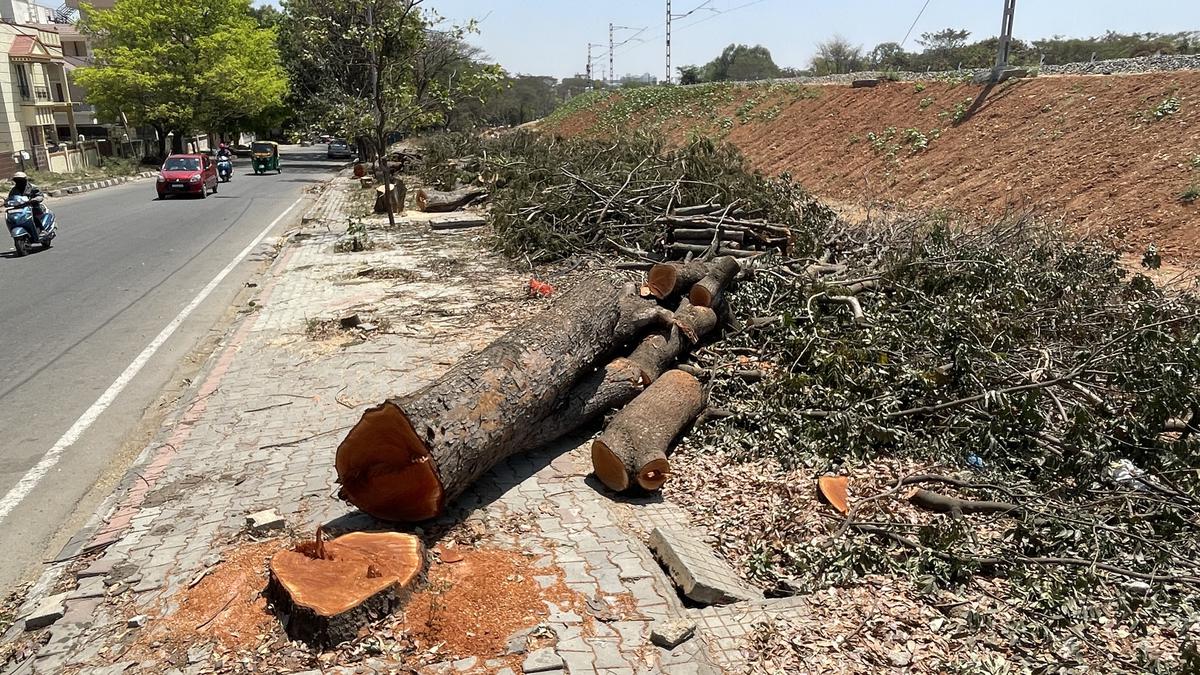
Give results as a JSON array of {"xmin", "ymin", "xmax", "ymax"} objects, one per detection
[
  {"xmin": 266, "ymin": 529, "xmax": 425, "ymax": 648},
  {"xmin": 335, "ymin": 277, "xmax": 672, "ymax": 522},
  {"xmin": 592, "ymin": 369, "xmax": 706, "ymax": 492},
  {"xmin": 374, "ymin": 183, "xmax": 406, "ymax": 214},
  {"xmin": 646, "ymin": 260, "xmax": 709, "ymax": 300},
  {"xmin": 416, "ymin": 187, "xmax": 488, "ymax": 213},
  {"xmin": 690, "ymin": 256, "xmax": 741, "ymax": 308}
]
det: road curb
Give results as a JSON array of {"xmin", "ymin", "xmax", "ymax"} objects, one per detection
[{"xmin": 45, "ymin": 171, "xmax": 158, "ymax": 198}]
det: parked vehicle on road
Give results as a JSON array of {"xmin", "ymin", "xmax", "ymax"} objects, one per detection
[
  {"xmin": 156, "ymin": 154, "xmax": 218, "ymax": 199},
  {"xmin": 251, "ymin": 141, "xmax": 281, "ymax": 175},
  {"xmin": 217, "ymin": 155, "xmax": 234, "ymax": 183},
  {"xmin": 327, "ymin": 139, "xmax": 354, "ymax": 160},
  {"xmin": 6, "ymin": 195, "xmax": 56, "ymax": 257}
]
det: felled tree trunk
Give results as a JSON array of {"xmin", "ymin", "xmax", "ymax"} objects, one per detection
[
  {"xmin": 531, "ymin": 300, "xmax": 718, "ymax": 444},
  {"xmin": 335, "ymin": 277, "xmax": 671, "ymax": 522},
  {"xmin": 592, "ymin": 369, "xmax": 706, "ymax": 492},
  {"xmin": 266, "ymin": 529, "xmax": 425, "ymax": 648},
  {"xmin": 690, "ymin": 256, "xmax": 741, "ymax": 307},
  {"xmin": 416, "ymin": 186, "xmax": 488, "ymax": 213}
]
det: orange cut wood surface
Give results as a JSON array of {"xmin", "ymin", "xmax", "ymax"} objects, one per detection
[
  {"xmin": 270, "ymin": 532, "xmax": 423, "ymax": 617},
  {"xmin": 818, "ymin": 475, "xmax": 850, "ymax": 514}
]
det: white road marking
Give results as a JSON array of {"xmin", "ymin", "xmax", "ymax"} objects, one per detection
[{"xmin": 0, "ymin": 196, "xmax": 305, "ymax": 524}]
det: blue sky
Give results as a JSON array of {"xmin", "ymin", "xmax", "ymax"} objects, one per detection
[{"xmin": 259, "ymin": 1, "xmax": 1199, "ymax": 80}]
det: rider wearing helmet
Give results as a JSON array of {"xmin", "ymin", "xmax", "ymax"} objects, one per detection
[
  {"xmin": 9, "ymin": 172, "xmax": 45, "ymax": 242},
  {"xmin": 217, "ymin": 143, "xmax": 233, "ymax": 159}
]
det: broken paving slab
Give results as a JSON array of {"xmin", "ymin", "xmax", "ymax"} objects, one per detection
[
  {"xmin": 648, "ymin": 527, "xmax": 762, "ymax": 606},
  {"xmin": 24, "ymin": 592, "xmax": 68, "ymax": 630},
  {"xmin": 245, "ymin": 509, "xmax": 285, "ymax": 533},
  {"xmin": 522, "ymin": 647, "xmax": 564, "ymax": 673},
  {"xmin": 651, "ymin": 618, "xmax": 696, "ymax": 649}
]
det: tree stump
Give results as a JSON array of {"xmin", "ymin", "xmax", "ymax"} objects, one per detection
[
  {"xmin": 374, "ymin": 182, "xmax": 406, "ymax": 214},
  {"xmin": 266, "ymin": 529, "xmax": 425, "ymax": 648}
]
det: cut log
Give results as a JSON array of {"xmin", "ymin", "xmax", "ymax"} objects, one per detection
[
  {"xmin": 646, "ymin": 260, "xmax": 709, "ymax": 300},
  {"xmin": 335, "ymin": 277, "xmax": 672, "ymax": 522},
  {"xmin": 529, "ymin": 300, "xmax": 719, "ymax": 445},
  {"xmin": 429, "ymin": 216, "xmax": 487, "ymax": 231},
  {"xmin": 689, "ymin": 256, "xmax": 741, "ymax": 308},
  {"xmin": 374, "ymin": 183, "xmax": 406, "ymax": 215},
  {"xmin": 266, "ymin": 529, "xmax": 425, "ymax": 648},
  {"xmin": 668, "ymin": 243, "xmax": 759, "ymax": 259},
  {"xmin": 592, "ymin": 369, "xmax": 705, "ymax": 492},
  {"xmin": 672, "ymin": 204, "xmax": 724, "ymax": 216},
  {"xmin": 416, "ymin": 186, "xmax": 487, "ymax": 213},
  {"xmin": 671, "ymin": 228, "xmax": 746, "ymax": 245}
]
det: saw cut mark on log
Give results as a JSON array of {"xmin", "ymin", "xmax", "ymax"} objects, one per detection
[
  {"xmin": 335, "ymin": 277, "xmax": 672, "ymax": 522},
  {"xmin": 592, "ymin": 369, "xmax": 706, "ymax": 492},
  {"xmin": 266, "ymin": 529, "xmax": 425, "ymax": 647},
  {"xmin": 646, "ymin": 260, "xmax": 709, "ymax": 300},
  {"xmin": 416, "ymin": 187, "xmax": 488, "ymax": 213},
  {"xmin": 690, "ymin": 256, "xmax": 741, "ymax": 308}
]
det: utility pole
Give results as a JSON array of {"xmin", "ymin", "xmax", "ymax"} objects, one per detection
[
  {"xmin": 665, "ymin": 0, "xmax": 672, "ymax": 84},
  {"xmin": 608, "ymin": 24, "xmax": 640, "ymax": 86},
  {"xmin": 586, "ymin": 42, "xmax": 604, "ymax": 89},
  {"xmin": 993, "ymin": 0, "xmax": 1016, "ymax": 78},
  {"xmin": 610, "ymin": 23, "xmax": 615, "ymax": 86}
]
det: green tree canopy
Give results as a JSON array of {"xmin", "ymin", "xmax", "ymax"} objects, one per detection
[
  {"xmin": 77, "ymin": 0, "xmax": 287, "ymax": 156},
  {"xmin": 677, "ymin": 43, "xmax": 781, "ymax": 84}
]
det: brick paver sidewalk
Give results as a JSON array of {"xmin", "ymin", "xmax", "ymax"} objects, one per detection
[{"xmin": 0, "ymin": 176, "xmax": 795, "ymax": 675}]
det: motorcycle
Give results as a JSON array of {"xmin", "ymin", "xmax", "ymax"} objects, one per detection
[
  {"xmin": 6, "ymin": 195, "xmax": 55, "ymax": 257},
  {"xmin": 217, "ymin": 155, "xmax": 234, "ymax": 183}
]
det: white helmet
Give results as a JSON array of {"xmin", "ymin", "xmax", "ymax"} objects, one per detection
[{"xmin": 13, "ymin": 172, "xmax": 26, "ymax": 180}]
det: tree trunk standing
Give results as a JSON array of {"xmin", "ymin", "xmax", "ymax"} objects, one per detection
[
  {"xmin": 365, "ymin": 1, "xmax": 397, "ymax": 228},
  {"xmin": 335, "ymin": 278, "xmax": 672, "ymax": 522}
]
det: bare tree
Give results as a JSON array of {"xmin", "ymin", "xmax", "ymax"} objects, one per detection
[{"xmin": 811, "ymin": 35, "xmax": 864, "ymax": 75}]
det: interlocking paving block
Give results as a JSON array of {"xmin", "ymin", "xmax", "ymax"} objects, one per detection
[
  {"xmin": 648, "ymin": 527, "xmax": 762, "ymax": 606},
  {"xmin": 245, "ymin": 509, "xmax": 285, "ymax": 532},
  {"xmin": 24, "ymin": 593, "xmax": 68, "ymax": 630},
  {"xmin": 522, "ymin": 648, "xmax": 564, "ymax": 673}
]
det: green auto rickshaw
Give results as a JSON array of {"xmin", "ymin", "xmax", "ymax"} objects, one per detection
[{"xmin": 251, "ymin": 141, "xmax": 280, "ymax": 174}]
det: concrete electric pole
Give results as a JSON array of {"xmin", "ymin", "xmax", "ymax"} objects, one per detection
[
  {"xmin": 993, "ymin": 0, "xmax": 1017, "ymax": 77},
  {"xmin": 665, "ymin": 0, "xmax": 672, "ymax": 84}
]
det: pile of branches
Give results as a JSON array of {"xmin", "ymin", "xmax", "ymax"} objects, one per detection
[
  {"xmin": 420, "ymin": 130, "xmax": 1200, "ymax": 669},
  {"xmin": 687, "ymin": 218, "xmax": 1200, "ymax": 670},
  {"xmin": 419, "ymin": 130, "xmax": 834, "ymax": 263}
]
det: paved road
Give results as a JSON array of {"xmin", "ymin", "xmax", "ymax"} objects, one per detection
[{"xmin": 0, "ymin": 146, "xmax": 339, "ymax": 594}]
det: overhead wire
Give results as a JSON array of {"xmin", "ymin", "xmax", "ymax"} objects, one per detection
[
  {"xmin": 900, "ymin": 0, "xmax": 933, "ymax": 48},
  {"xmin": 609, "ymin": 0, "xmax": 774, "ymax": 59}
]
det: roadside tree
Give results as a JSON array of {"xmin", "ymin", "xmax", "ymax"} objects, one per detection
[{"xmin": 76, "ymin": 0, "xmax": 287, "ymax": 158}]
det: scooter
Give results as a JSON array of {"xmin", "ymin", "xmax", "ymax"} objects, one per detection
[
  {"xmin": 217, "ymin": 155, "xmax": 234, "ymax": 183},
  {"xmin": 6, "ymin": 195, "xmax": 56, "ymax": 257}
]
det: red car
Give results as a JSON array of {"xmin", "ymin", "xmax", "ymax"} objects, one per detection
[{"xmin": 156, "ymin": 154, "xmax": 219, "ymax": 199}]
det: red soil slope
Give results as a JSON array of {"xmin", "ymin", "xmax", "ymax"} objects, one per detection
[{"xmin": 549, "ymin": 73, "xmax": 1200, "ymax": 258}]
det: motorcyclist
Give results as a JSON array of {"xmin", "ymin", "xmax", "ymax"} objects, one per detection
[
  {"xmin": 9, "ymin": 172, "xmax": 45, "ymax": 242},
  {"xmin": 216, "ymin": 143, "xmax": 233, "ymax": 160}
]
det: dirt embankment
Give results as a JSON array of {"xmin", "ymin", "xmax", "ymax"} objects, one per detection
[{"xmin": 546, "ymin": 73, "xmax": 1200, "ymax": 260}]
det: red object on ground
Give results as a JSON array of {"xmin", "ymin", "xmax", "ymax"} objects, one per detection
[{"xmin": 528, "ymin": 278, "xmax": 555, "ymax": 298}]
